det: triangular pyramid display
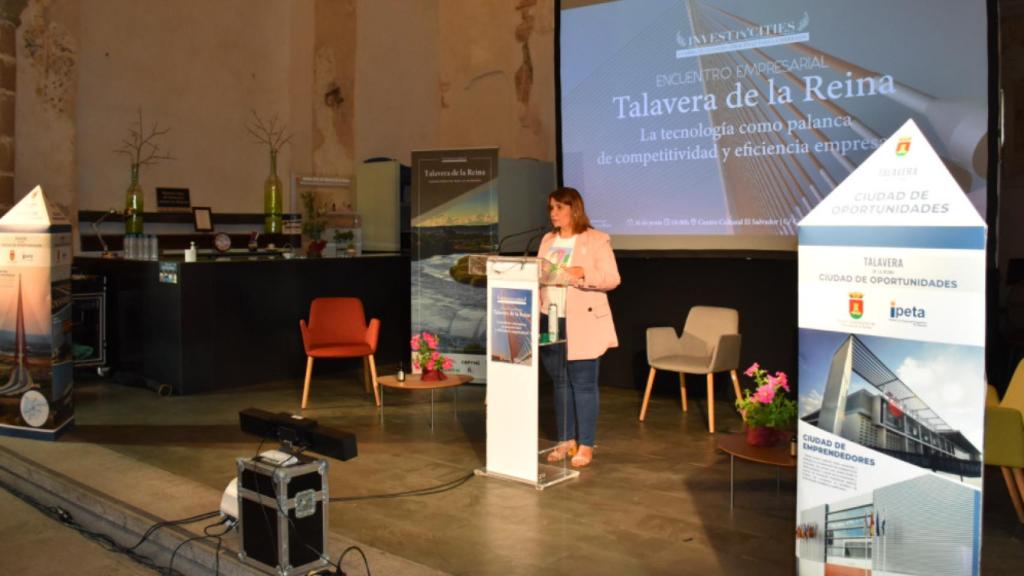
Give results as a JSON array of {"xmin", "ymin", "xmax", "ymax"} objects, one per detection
[
  {"xmin": 800, "ymin": 119, "xmax": 984, "ymax": 228},
  {"xmin": 0, "ymin": 185, "xmax": 72, "ymax": 230},
  {"xmin": 0, "ymin": 184, "xmax": 75, "ymax": 441},
  {"xmin": 795, "ymin": 120, "xmax": 986, "ymax": 575}
]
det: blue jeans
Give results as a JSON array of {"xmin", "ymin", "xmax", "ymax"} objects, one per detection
[{"xmin": 540, "ymin": 315, "xmax": 601, "ymax": 447}]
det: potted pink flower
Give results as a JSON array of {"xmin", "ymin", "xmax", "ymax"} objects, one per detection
[
  {"xmin": 735, "ymin": 362, "xmax": 797, "ymax": 446},
  {"xmin": 411, "ymin": 331, "xmax": 454, "ymax": 381}
]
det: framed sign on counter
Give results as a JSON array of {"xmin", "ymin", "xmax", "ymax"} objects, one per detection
[{"xmin": 192, "ymin": 207, "xmax": 213, "ymax": 232}]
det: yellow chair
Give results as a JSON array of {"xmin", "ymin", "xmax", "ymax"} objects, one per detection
[
  {"xmin": 986, "ymin": 359, "xmax": 1024, "ymax": 523},
  {"xmin": 639, "ymin": 306, "xmax": 742, "ymax": 433}
]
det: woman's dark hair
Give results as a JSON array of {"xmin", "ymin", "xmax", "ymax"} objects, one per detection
[{"xmin": 548, "ymin": 187, "xmax": 593, "ymax": 234}]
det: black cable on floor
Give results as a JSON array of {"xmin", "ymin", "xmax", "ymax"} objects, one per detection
[
  {"xmin": 337, "ymin": 545, "xmax": 371, "ymax": 576},
  {"xmin": 166, "ymin": 517, "xmax": 231, "ymax": 576},
  {"xmin": 328, "ymin": 471, "xmax": 475, "ymax": 503},
  {"xmin": 128, "ymin": 509, "xmax": 221, "ymax": 551},
  {"xmin": 1, "ymin": 462, "xmax": 223, "ymax": 576},
  {"xmin": 0, "ymin": 474, "xmax": 168, "ymax": 574},
  {"xmin": 203, "ymin": 520, "xmax": 234, "ymax": 576}
]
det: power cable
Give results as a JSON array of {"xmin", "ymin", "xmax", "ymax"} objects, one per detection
[
  {"xmin": 337, "ymin": 545, "xmax": 371, "ymax": 576},
  {"xmin": 328, "ymin": 471, "xmax": 475, "ymax": 502},
  {"xmin": 165, "ymin": 517, "xmax": 231, "ymax": 576},
  {"xmin": 1, "ymin": 462, "xmax": 222, "ymax": 575}
]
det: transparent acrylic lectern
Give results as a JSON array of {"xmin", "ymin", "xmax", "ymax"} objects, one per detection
[{"xmin": 470, "ymin": 255, "xmax": 578, "ymax": 489}]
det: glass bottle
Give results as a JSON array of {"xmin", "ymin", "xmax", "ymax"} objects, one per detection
[
  {"xmin": 264, "ymin": 150, "xmax": 283, "ymax": 234},
  {"xmin": 124, "ymin": 163, "xmax": 144, "ymax": 235}
]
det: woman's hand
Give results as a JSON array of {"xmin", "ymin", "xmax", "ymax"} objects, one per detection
[{"xmin": 564, "ymin": 266, "xmax": 585, "ymax": 287}]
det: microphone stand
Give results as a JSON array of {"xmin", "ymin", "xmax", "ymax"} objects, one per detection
[
  {"xmin": 495, "ymin": 225, "xmax": 547, "ymax": 254},
  {"xmin": 523, "ymin": 228, "xmax": 550, "ymax": 257},
  {"xmin": 91, "ymin": 209, "xmax": 119, "ymax": 258}
]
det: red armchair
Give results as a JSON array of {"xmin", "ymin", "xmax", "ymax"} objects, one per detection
[{"xmin": 299, "ymin": 297, "xmax": 380, "ymax": 409}]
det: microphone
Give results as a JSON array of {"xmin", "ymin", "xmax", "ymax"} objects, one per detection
[
  {"xmin": 495, "ymin": 225, "xmax": 547, "ymax": 254},
  {"xmin": 523, "ymin": 228, "xmax": 552, "ymax": 256}
]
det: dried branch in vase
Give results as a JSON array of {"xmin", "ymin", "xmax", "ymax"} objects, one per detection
[
  {"xmin": 114, "ymin": 109, "xmax": 174, "ymax": 167},
  {"xmin": 246, "ymin": 110, "xmax": 293, "ymax": 154}
]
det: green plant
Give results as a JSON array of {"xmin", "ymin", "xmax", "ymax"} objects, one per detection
[
  {"xmin": 300, "ymin": 190, "xmax": 327, "ymax": 241},
  {"xmin": 735, "ymin": 363, "xmax": 797, "ymax": 428},
  {"xmin": 333, "ymin": 229, "xmax": 354, "ymax": 245}
]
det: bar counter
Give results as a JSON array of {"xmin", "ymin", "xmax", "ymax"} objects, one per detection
[{"xmin": 73, "ymin": 254, "xmax": 410, "ymax": 395}]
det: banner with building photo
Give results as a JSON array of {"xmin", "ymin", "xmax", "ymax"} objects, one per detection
[
  {"xmin": 411, "ymin": 148, "xmax": 498, "ymax": 381},
  {"xmin": 489, "ymin": 287, "xmax": 533, "ymax": 367},
  {"xmin": 796, "ymin": 120, "xmax": 986, "ymax": 576},
  {"xmin": 0, "ymin": 187, "xmax": 74, "ymax": 440}
]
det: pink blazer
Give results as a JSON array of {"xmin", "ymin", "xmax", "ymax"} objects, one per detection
[{"xmin": 538, "ymin": 228, "xmax": 621, "ymax": 360}]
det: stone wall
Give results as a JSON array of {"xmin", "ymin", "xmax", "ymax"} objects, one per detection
[
  {"xmin": 7, "ymin": 0, "xmax": 556, "ymax": 217},
  {"xmin": 71, "ymin": 0, "xmax": 311, "ymax": 214},
  {"xmin": 13, "ymin": 0, "xmax": 77, "ymax": 223},
  {"xmin": 0, "ymin": 17, "xmax": 14, "ymax": 209}
]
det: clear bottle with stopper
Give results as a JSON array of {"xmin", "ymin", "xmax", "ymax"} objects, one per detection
[{"xmin": 548, "ymin": 303, "xmax": 559, "ymax": 341}]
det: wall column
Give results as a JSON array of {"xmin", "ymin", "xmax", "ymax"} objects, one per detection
[{"xmin": 0, "ymin": 15, "xmax": 15, "ymax": 210}]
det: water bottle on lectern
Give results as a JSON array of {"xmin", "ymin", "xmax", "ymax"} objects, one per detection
[{"xmin": 548, "ymin": 303, "xmax": 559, "ymax": 341}]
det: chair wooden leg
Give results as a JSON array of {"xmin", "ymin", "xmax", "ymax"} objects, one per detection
[
  {"xmin": 730, "ymin": 370, "xmax": 745, "ymax": 422},
  {"xmin": 1003, "ymin": 467, "xmax": 1024, "ymax": 524},
  {"xmin": 301, "ymin": 356, "xmax": 314, "ymax": 409},
  {"xmin": 706, "ymin": 373, "xmax": 715, "ymax": 433},
  {"xmin": 362, "ymin": 357, "xmax": 372, "ymax": 394},
  {"xmin": 678, "ymin": 373, "xmax": 688, "ymax": 412},
  {"xmin": 639, "ymin": 367, "xmax": 656, "ymax": 421},
  {"xmin": 368, "ymin": 354, "xmax": 380, "ymax": 407}
]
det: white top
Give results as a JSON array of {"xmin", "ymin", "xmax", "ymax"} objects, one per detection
[{"xmin": 540, "ymin": 234, "xmax": 577, "ymax": 318}]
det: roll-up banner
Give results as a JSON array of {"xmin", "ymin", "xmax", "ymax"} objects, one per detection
[
  {"xmin": 0, "ymin": 186, "xmax": 74, "ymax": 440},
  {"xmin": 410, "ymin": 148, "xmax": 499, "ymax": 381},
  {"xmin": 796, "ymin": 120, "xmax": 986, "ymax": 576}
]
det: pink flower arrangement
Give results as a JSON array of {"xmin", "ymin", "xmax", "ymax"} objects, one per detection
[
  {"xmin": 411, "ymin": 331, "xmax": 454, "ymax": 373},
  {"xmin": 736, "ymin": 362, "xmax": 797, "ymax": 428}
]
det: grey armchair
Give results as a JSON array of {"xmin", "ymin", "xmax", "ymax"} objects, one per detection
[{"xmin": 639, "ymin": 306, "xmax": 742, "ymax": 433}]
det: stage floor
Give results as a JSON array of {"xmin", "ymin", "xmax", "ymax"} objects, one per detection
[{"xmin": 1, "ymin": 373, "xmax": 1022, "ymax": 575}]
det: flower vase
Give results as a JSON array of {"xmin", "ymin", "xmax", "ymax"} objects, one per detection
[
  {"xmin": 421, "ymin": 369, "xmax": 447, "ymax": 381},
  {"xmin": 264, "ymin": 150, "xmax": 283, "ymax": 234},
  {"xmin": 745, "ymin": 426, "xmax": 782, "ymax": 447},
  {"xmin": 306, "ymin": 239, "xmax": 326, "ymax": 258},
  {"xmin": 124, "ymin": 164, "xmax": 144, "ymax": 235}
]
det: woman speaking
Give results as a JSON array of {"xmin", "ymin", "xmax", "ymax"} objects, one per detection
[{"xmin": 538, "ymin": 187, "xmax": 620, "ymax": 468}]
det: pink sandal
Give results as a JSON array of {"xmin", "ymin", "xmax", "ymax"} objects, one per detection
[
  {"xmin": 546, "ymin": 441, "xmax": 577, "ymax": 463},
  {"xmin": 571, "ymin": 445, "xmax": 594, "ymax": 468}
]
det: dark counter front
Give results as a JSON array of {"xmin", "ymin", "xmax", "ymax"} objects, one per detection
[{"xmin": 74, "ymin": 255, "xmax": 411, "ymax": 395}]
